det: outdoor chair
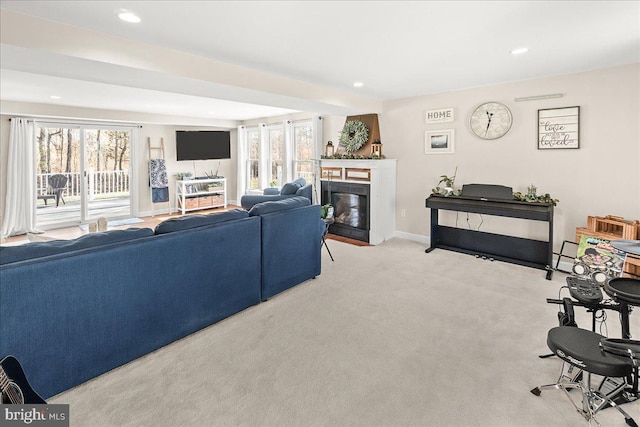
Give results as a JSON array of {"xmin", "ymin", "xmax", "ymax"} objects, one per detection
[{"xmin": 47, "ymin": 174, "xmax": 68, "ymax": 207}]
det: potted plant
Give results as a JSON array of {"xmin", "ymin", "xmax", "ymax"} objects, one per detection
[
  {"xmin": 431, "ymin": 167, "xmax": 458, "ymax": 196},
  {"xmin": 320, "ymin": 204, "xmax": 334, "ymax": 219},
  {"xmin": 202, "ymin": 170, "xmax": 221, "ymax": 191}
]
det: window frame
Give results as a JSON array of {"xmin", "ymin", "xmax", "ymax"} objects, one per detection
[
  {"xmin": 239, "ymin": 117, "xmax": 321, "ymax": 196},
  {"xmin": 245, "ymin": 126, "xmax": 261, "ymax": 192}
]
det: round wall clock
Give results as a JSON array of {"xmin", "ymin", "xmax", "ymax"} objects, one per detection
[{"xmin": 469, "ymin": 102, "xmax": 513, "ymax": 140}]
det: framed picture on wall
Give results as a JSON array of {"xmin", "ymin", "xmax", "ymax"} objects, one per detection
[
  {"xmin": 538, "ymin": 106, "xmax": 580, "ymax": 149},
  {"xmin": 424, "ymin": 129, "xmax": 455, "ymax": 154}
]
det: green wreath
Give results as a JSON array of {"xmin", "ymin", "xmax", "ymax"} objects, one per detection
[{"xmin": 339, "ymin": 120, "xmax": 368, "ymax": 152}]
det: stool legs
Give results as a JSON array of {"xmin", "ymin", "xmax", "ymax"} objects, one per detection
[
  {"xmin": 322, "ymin": 236, "xmax": 334, "ymax": 262},
  {"xmin": 531, "ymin": 363, "xmax": 638, "ymax": 427}
]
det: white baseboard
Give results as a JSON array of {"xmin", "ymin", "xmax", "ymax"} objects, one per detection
[
  {"xmin": 137, "ymin": 208, "xmax": 169, "ymax": 218},
  {"xmin": 391, "ymin": 230, "xmax": 574, "ymax": 275},
  {"xmin": 138, "ymin": 200, "xmax": 239, "ymax": 219},
  {"xmin": 393, "ymin": 230, "xmax": 429, "ymax": 245}
]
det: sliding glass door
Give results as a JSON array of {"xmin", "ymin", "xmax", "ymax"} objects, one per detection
[
  {"xmin": 35, "ymin": 123, "xmax": 134, "ymax": 229},
  {"xmin": 83, "ymin": 128, "xmax": 131, "ymax": 221}
]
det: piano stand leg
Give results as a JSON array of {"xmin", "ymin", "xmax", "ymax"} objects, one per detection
[
  {"xmin": 546, "ymin": 269, "xmax": 553, "ymax": 280},
  {"xmin": 425, "ymin": 247, "xmax": 436, "ymax": 254}
]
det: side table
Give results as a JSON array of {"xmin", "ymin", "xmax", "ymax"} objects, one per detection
[{"xmin": 322, "ymin": 217, "xmax": 335, "ymax": 262}]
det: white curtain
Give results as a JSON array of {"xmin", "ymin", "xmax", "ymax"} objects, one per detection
[
  {"xmin": 258, "ymin": 123, "xmax": 268, "ymax": 190},
  {"xmin": 236, "ymin": 125, "xmax": 247, "ymax": 201},
  {"xmin": 283, "ymin": 120, "xmax": 294, "ymax": 183},
  {"xmin": 311, "ymin": 116, "xmax": 323, "ymax": 204},
  {"xmin": 1, "ymin": 118, "xmax": 39, "ymax": 238}
]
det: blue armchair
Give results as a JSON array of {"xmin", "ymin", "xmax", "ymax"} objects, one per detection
[{"xmin": 240, "ymin": 178, "xmax": 313, "ymax": 210}]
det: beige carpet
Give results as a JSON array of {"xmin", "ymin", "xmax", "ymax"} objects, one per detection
[{"xmin": 50, "ymin": 238, "xmax": 637, "ymax": 426}]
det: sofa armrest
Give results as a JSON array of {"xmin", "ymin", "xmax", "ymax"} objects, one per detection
[
  {"xmin": 263, "ymin": 188, "xmax": 280, "ymax": 195},
  {"xmin": 240, "ymin": 184, "xmax": 313, "ymax": 210}
]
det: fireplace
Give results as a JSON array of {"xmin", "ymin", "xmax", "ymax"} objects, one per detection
[
  {"xmin": 321, "ymin": 181, "xmax": 370, "ymax": 243},
  {"xmin": 318, "ymin": 159, "xmax": 396, "ymax": 245}
]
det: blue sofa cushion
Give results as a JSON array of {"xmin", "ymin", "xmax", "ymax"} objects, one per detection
[
  {"xmin": 295, "ymin": 184, "xmax": 312, "ymax": 201},
  {"xmin": 280, "ymin": 178, "xmax": 306, "ymax": 195},
  {"xmin": 248, "ymin": 196, "xmax": 311, "ymax": 216},
  {"xmin": 280, "ymin": 182, "xmax": 300, "ymax": 195},
  {"xmin": 0, "ymin": 228, "xmax": 154, "ymax": 265},
  {"xmin": 154, "ymin": 209, "xmax": 249, "ymax": 234}
]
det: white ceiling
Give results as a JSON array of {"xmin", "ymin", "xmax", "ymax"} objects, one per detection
[{"xmin": 1, "ymin": 1, "xmax": 638, "ymax": 122}]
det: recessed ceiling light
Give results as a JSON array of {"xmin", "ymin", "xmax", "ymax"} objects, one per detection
[
  {"xmin": 510, "ymin": 47, "xmax": 529, "ymax": 55},
  {"xmin": 118, "ymin": 11, "xmax": 141, "ymax": 23},
  {"xmin": 353, "ymin": 82, "xmax": 364, "ymax": 88},
  {"xmin": 50, "ymin": 95, "xmax": 61, "ymax": 99}
]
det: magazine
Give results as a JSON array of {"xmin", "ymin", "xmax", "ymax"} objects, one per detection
[{"xmin": 573, "ymin": 236, "xmax": 627, "ymax": 282}]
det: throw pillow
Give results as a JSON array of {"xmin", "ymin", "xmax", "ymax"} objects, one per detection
[{"xmin": 280, "ymin": 182, "xmax": 300, "ymax": 195}]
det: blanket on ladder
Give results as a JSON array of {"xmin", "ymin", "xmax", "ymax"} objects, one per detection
[{"xmin": 149, "ymin": 159, "xmax": 169, "ymax": 203}]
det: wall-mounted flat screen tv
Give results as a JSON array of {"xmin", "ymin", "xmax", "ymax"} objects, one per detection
[{"xmin": 176, "ymin": 131, "xmax": 231, "ymax": 160}]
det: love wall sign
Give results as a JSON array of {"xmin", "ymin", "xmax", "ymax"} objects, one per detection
[{"xmin": 538, "ymin": 106, "xmax": 580, "ymax": 149}]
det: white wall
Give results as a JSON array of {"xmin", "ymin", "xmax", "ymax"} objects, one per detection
[
  {"xmin": 135, "ymin": 125, "xmax": 237, "ymax": 217},
  {"xmin": 381, "ymin": 64, "xmax": 640, "ymax": 249}
]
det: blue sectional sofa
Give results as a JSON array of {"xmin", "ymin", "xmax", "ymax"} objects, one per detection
[
  {"xmin": 247, "ymin": 197, "xmax": 324, "ymax": 300},
  {"xmin": 240, "ymin": 178, "xmax": 313, "ymax": 210},
  {"xmin": 0, "ymin": 199, "xmax": 323, "ymax": 399}
]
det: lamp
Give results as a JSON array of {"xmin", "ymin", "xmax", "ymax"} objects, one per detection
[
  {"xmin": 371, "ymin": 139, "xmax": 382, "ymax": 157},
  {"xmin": 325, "ymin": 141, "xmax": 335, "ymax": 157}
]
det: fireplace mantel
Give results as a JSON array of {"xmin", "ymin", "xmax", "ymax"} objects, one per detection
[{"xmin": 318, "ymin": 159, "xmax": 397, "ymax": 245}]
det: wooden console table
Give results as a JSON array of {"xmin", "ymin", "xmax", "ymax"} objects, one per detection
[{"xmin": 425, "ymin": 194, "xmax": 555, "ymax": 279}]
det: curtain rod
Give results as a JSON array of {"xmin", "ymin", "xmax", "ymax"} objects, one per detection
[
  {"xmin": 9, "ymin": 117, "xmax": 142, "ymax": 128},
  {"xmin": 257, "ymin": 118, "xmax": 313, "ymax": 127}
]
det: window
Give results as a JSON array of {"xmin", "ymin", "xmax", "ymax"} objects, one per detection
[
  {"xmin": 293, "ymin": 122, "xmax": 313, "ymax": 184},
  {"xmin": 246, "ymin": 128, "xmax": 260, "ymax": 191},
  {"xmin": 34, "ymin": 122, "xmax": 135, "ymax": 229},
  {"xmin": 268, "ymin": 126, "xmax": 284, "ymax": 187},
  {"xmin": 238, "ymin": 117, "xmax": 321, "ymax": 195}
]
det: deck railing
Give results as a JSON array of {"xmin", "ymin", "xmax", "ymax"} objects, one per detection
[{"xmin": 37, "ymin": 170, "xmax": 130, "ymax": 200}]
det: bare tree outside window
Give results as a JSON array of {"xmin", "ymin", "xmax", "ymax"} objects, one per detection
[
  {"xmin": 35, "ymin": 127, "xmax": 131, "ymax": 202},
  {"xmin": 247, "ymin": 130, "xmax": 260, "ymax": 190},
  {"xmin": 294, "ymin": 125, "xmax": 313, "ymax": 183},
  {"xmin": 269, "ymin": 128, "xmax": 283, "ymax": 187}
]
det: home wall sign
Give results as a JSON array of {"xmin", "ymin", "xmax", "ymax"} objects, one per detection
[
  {"xmin": 538, "ymin": 106, "xmax": 580, "ymax": 149},
  {"xmin": 345, "ymin": 168, "xmax": 371, "ymax": 181},
  {"xmin": 321, "ymin": 167, "xmax": 342, "ymax": 179},
  {"xmin": 425, "ymin": 108, "xmax": 454, "ymax": 124}
]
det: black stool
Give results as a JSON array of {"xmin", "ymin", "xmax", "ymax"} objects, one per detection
[
  {"xmin": 531, "ymin": 326, "xmax": 638, "ymax": 426},
  {"xmin": 605, "ymin": 278, "xmax": 640, "ymax": 339}
]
